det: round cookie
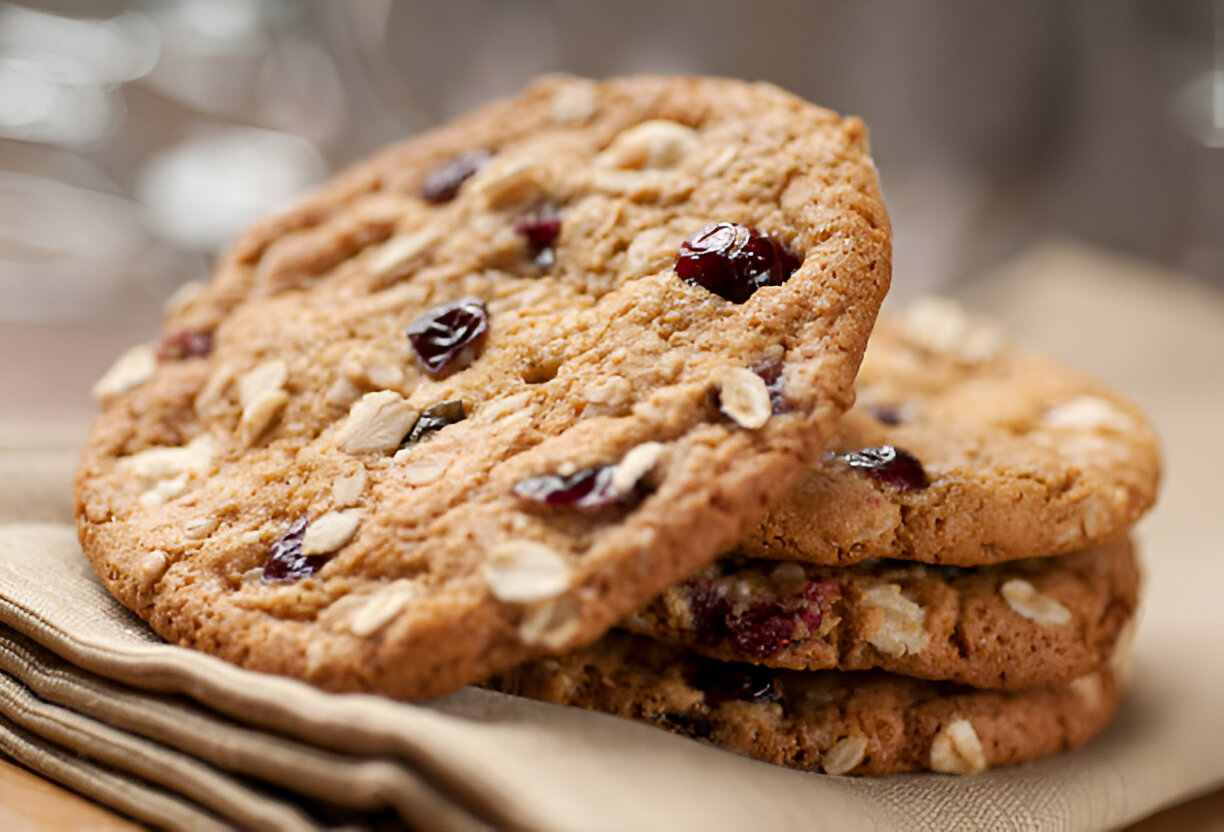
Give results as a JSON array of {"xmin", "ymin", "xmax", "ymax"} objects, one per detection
[
  {"xmin": 624, "ymin": 537, "xmax": 1139, "ymax": 689},
  {"xmin": 488, "ymin": 631, "xmax": 1123, "ymax": 776},
  {"xmin": 743, "ymin": 299, "xmax": 1160, "ymax": 567},
  {"xmin": 75, "ymin": 75, "xmax": 891, "ymax": 701}
]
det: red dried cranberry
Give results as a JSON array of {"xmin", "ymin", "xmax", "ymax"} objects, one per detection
[
  {"xmin": 514, "ymin": 212, "xmax": 561, "ymax": 251},
  {"xmin": 835, "ymin": 445, "xmax": 929, "ymax": 491},
  {"xmin": 422, "ymin": 149, "xmax": 491, "ymax": 203},
  {"xmin": 798, "ymin": 578, "xmax": 838, "ymax": 632},
  {"xmin": 513, "ymin": 464, "xmax": 638, "ymax": 511},
  {"xmin": 261, "ymin": 517, "xmax": 330, "ymax": 583},
  {"xmin": 514, "ymin": 206, "xmax": 562, "ymax": 268},
  {"xmin": 403, "ymin": 400, "xmax": 466, "ymax": 445},
  {"xmin": 751, "ymin": 357, "xmax": 790, "ymax": 414},
  {"xmin": 730, "ymin": 610, "xmax": 798, "ymax": 657},
  {"xmin": 675, "ymin": 222, "xmax": 800, "ymax": 304},
  {"xmin": 405, "ymin": 298, "xmax": 489, "ymax": 377},
  {"xmin": 156, "ymin": 330, "xmax": 213, "ymax": 361},
  {"xmin": 866, "ymin": 404, "xmax": 904, "ymax": 426},
  {"xmin": 689, "ymin": 661, "xmax": 779, "ymax": 706},
  {"xmin": 688, "ymin": 576, "xmax": 838, "ymax": 659}
]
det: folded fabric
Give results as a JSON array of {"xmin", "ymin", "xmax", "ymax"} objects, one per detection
[
  {"xmin": 1, "ymin": 522, "xmax": 1221, "ymax": 831},
  {"xmin": 0, "ymin": 627, "xmax": 483, "ymax": 831}
]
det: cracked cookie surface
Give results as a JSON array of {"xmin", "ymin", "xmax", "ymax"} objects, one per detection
[
  {"xmin": 75, "ymin": 75, "xmax": 890, "ymax": 700},
  {"xmin": 488, "ymin": 631, "xmax": 1123, "ymax": 775},
  {"xmin": 743, "ymin": 301, "xmax": 1160, "ymax": 566},
  {"xmin": 624, "ymin": 537, "xmax": 1139, "ymax": 688}
]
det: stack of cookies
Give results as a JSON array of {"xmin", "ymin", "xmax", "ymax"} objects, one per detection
[
  {"xmin": 75, "ymin": 75, "xmax": 1158, "ymax": 778},
  {"xmin": 492, "ymin": 299, "xmax": 1159, "ymax": 774}
]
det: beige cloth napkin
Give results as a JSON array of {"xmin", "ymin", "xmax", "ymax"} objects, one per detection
[{"xmin": 1, "ymin": 240, "xmax": 1222, "ymax": 831}]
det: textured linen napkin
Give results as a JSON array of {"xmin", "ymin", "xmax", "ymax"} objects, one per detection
[{"xmin": 1, "ymin": 241, "xmax": 1222, "ymax": 831}]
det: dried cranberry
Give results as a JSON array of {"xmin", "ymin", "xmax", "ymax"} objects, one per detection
[
  {"xmin": 730, "ymin": 610, "xmax": 798, "ymax": 657},
  {"xmin": 675, "ymin": 222, "xmax": 800, "ymax": 304},
  {"xmin": 797, "ymin": 578, "xmax": 838, "ymax": 632},
  {"xmin": 751, "ymin": 357, "xmax": 790, "ymax": 414},
  {"xmin": 513, "ymin": 464, "xmax": 630, "ymax": 511},
  {"xmin": 156, "ymin": 330, "xmax": 213, "ymax": 361},
  {"xmin": 689, "ymin": 660, "xmax": 779, "ymax": 707},
  {"xmin": 261, "ymin": 517, "xmax": 330, "ymax": 583},
  {"xmin": 405, "ymin": 298, "xmax": 489, "ymax": 377},
  {"xmin": 421, "ymin": 149, "xmax": 491, "ymax": 203},
  {"xmin": 514, "ymin": 211, "xmax": 561, "ymax": 250},
  {"xmin": 687, "ymin": 577, "xmax": 839, "ymax": 659},
  {"xmin": 403, "ymin": 400, "xmax": 466, "ymax": 445},
  {"xmin": 866, "ymin": 404, "xmax": 904, "ymax": 426},
  {"xmin": 834, "ymin": 445, "xmax": 929, "ymax": 491},
  {"xmin": 514, "ymin": 206, "xmax": 562, "ymax": 269}
]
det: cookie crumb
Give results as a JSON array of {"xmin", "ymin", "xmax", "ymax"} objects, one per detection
[
  {"xmin": 716, "ymin": 367, "xmax": 772, "ymax": 429},
  {"xmin": 611, "ymin": 442, "xmax": 665, "ymax": 494},
  {"xmin": 342, "ymin": 345, "xmax": 406, "ymax": 391},
  {"xmin": 396, "ymin": 457, "xmax": 449, "ymax": 486},
  {"xmin": 92, "ymin": 345, "xmax": 157, "ymax": 401},
  {"xmin": 163, "ymin": 279, "xmax": 206, "ymax": 316},
  {"xmin": 367, "ymin": 226, "xmax": 442, "ymax": 277},
  {"xmin": 861, "ymin": 583, "xmax": 930, "ymax": 656},
  {"xmin": 1042, "ymin": 396, "xmax": 1134, "ymax": 433},
  {"xmin": 301, "ymin": 509, "xmax": 362, "ymax": 556},
  {"xmin": 137, "ymin": 550, "xmax": 168, "ymax": 588},
  {"xmin": 1001, "ymin": 579, "xmax": 1072, "ymax": 627},
  {"xmin": 821, "ymin": 736, "xmax": 868, "ymax": 775},
  {"xmin": 1070, "ymin": 673, "xmax": 1104, "ymax": 709},
  {"xmin": 238, "ymin": 360, "xmax": 288, "ymax": 407},
  {"xmin": 331, "ymin": 468, "xmax": 369, "ymax": 508},
  {"xmin": 240, "ymin": 389, "xmax": 290, "ymax": 446},
  {"xmin": 469, "ymin": 155, "xmax": 541, "ymax": 207},
  {"xmin": 549, "ymin": 79, "xmax": 598, "ymax": 124},
  {"xmin": 184, "ymin": 515, "xmax": 220, "ymax": 540},
  {"xmin": 337, "ymin": 391, "xmax": 419, "ymax": 454},
  {"xmin": 599, "ymin": 120, "xmax": 699, "ymax": 170},
  {"xmin": 930, "ymin": 719, "xmax": 986, "ymax": 775},
  {"xmin": 897, "ymin": 298, "xmax": 1005, "ymax": 364},
  {"xmin": 485, "ymin": 541, "xmax": 572, "ymax": 602},
  {"xmin": 349, "ymin": 580, "xmax": 418, "ymax": 637},
  {"xmin": 519, "ymin": 595, "xmax": 582, "ymax": 648},
  {"xmin": 119, "ymin": 434, "xmax": 216, "ymax": 504},
  {"xmin": 1110, "ymin": 617, "xmax": 1137, "ymax": 683}
]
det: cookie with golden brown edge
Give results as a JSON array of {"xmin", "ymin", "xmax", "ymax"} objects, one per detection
[
  {"xmin": 624, "ymin": 537, "xmax": 1138, "ymax": 689},
  {"xmin": 488, "ymin": 631, "xmax": 1124, "ymax": 776},
  {"xmin": 75, "ymin": 75, "xmax": 891, "ymax": 700},
  {"xmin": 743, "ymin": 299, "xmax": 1160, "ymax": 567}
]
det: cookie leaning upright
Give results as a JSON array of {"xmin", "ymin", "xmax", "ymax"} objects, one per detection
[{"xmin": 75, "ymin": 76, "xmax": 891, "ymax": 700}]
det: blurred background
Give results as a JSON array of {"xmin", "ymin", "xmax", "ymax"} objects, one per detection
[{"xmin": 1, "ymin": 0, "xmax": 1222, "ymax": 419}]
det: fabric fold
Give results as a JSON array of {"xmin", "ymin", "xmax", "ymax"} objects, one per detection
[
  {"xmin": 0, "ymin": 627, "xmax": 487, "ymax": 832},
  {"xmin": 0, "ymin": 712, "xmax": 232, "ymax": 832}
]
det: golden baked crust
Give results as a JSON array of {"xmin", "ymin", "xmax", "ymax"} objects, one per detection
[
  {"xmin": 744, "ymin": 302, "xmax": 1161, "ymax": 566},
  {"xmin": 75, "ymin": 75, "xmax": 890, "ymax": 701}
]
